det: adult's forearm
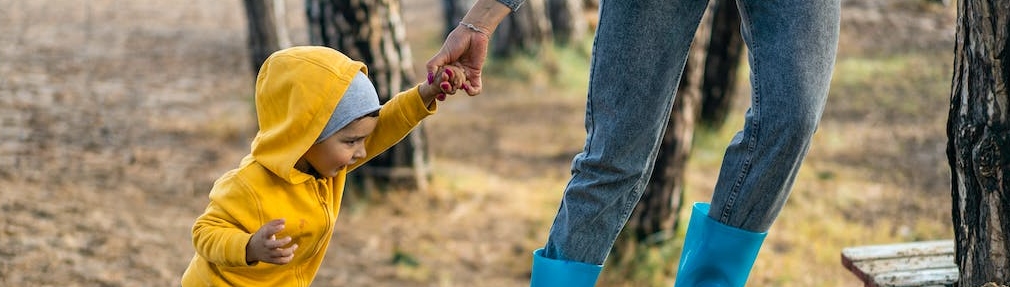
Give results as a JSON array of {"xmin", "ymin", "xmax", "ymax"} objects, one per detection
[{"xmin": 460, "ymin": 0, "xmax": 515, "ymax": 34}]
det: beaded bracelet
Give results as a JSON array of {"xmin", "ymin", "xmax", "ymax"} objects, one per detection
[{"xmin": 459, "ymin": 22, "xmax": 490, "ymax": 36}]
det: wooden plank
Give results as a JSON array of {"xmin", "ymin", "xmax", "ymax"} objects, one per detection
[
  {"xmin": 840, "ymin": 240, "xmax": 957, "ymax": 287},
  {"xmin": 842, "ymin": 240, "xmax": 954, "ymax": 262},
  {"xmin": 841, "ymin": 255, "xmax": 875, "ymax": 285},
  {"xmin": 850, "ymin": 254, "xmax": 956, "ymax": 276},
  {"xmin": 873, "ymin": 267, "xmax": 958, "ymax": 287}
]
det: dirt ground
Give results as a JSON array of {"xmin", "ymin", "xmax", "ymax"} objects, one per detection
[{"xmin": 1, "ymin": 0, "xmax": 957, "ymax": 286}]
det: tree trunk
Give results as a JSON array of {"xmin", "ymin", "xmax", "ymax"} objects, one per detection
[
  {"xmin": 306, "ymin": 0, "xmax": 430, "ymax": 191},
  {"xmin": 491, "ymin": 0, "xmax": 551, "ymax": 56},
  {"xmin": 243, "ymin": 0, "xmax": 281, "ymax": 77},
  {"xmin": 699, "ymin": 0, "xmax": 743, "ymax": 129},
  {"xmin": 948, "ymin": 0, "xmax": 1010, "ymax": 285},
  {"xmin": 243, "ymin": 0, "xmax": 294, "ymax": 77},
  {"xmin": 546, "ymin": 0, "xmax": 586, "ymax": 45}
]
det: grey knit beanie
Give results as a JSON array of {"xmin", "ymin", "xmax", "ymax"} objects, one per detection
[{"xmin": 316, "ymin": 71, "xmax": 381, "ymax": 144}]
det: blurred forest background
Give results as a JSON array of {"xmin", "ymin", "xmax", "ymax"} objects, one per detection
[{"xmin": 0, "ymin": 0, "xmax": 958, "ymax": 286}]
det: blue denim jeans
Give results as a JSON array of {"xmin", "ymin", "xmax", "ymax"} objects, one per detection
[{"xmin": 542, "ymin": 0, "xmax": 840, "ymax": 265}]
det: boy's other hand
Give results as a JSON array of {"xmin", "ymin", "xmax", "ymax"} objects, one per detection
[{"xmin": 246, "ymin": 219, "xmax": 298, "ymax": 265}]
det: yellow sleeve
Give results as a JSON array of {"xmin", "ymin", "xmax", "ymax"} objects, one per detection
[
  {"xmin": 349, "ymin": 85, "xmax": 437, "ymax": 171},
  {"xmin": 191, "ymin": 174, "xmax": 262, "ymax": 267}
]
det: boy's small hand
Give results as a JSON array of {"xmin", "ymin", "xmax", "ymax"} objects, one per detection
[
  {"xmin": 421, "ymin": 64, "xmax": 468, "ymax": 103},
  {"xmin": 437, "ymin": 65, "xmax": 467, "ymax": 97},
  {"xmin": 246, "ymin": 219, "xmax": 298, "ymax": 265}
]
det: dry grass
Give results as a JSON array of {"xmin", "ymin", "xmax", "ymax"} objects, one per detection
[{"xmin": 0, "ymin": 0, "xmax": 959, "ymax": 286}]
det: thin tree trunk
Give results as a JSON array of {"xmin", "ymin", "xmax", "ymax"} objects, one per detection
[
  {"xmin": 546, "ymin": 0, "xmax": 586, "ymax": 45},
  {"xmin": 947, "ymin": 0, "xmax": 1010, "ymax": 285},
  {"xmin": 273, "ymin": 0, "xmax": 292, "ymax": 49},
  {"xmin": 699, "ymin": 0, "xmax": 743, "ymax": 129},
  {"xmin": 243, "ymin": 0, "xmax": 281, "ymax": 77},
  {"xmin": 306, "ymin": 0, "xmax": 430, "ymax": 191}
]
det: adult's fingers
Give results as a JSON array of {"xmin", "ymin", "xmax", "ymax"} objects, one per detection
[
  {"xmin": 438, "ymin": 75, "xmax": 459, "ymax": 95},
  {"xmin": 464, "ymin": 73, "xmax": 482, "ymax": 96},
  {"xmin": 439, "ymin": 81, "xmax": 457, "ymax": 95}
]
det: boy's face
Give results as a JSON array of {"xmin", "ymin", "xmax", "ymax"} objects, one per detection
[{"xmin": 302, "ymin": 116, "xmax": 378, "ymax": 178}]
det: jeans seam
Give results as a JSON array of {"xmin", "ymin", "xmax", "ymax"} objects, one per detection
[
  {"xmin": 561, "ymin": 1, "xmax": 602, "ymax": 264},
  {"xmin": 721, "ymin": 0, "xmax": 761, "ymax": 224}
]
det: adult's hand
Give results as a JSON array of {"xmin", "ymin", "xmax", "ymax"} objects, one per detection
[
  {"xmin": 425, "ymin": 26, "xmax": 490, "ymax": 96},
  {"xmin": 425, "ymin": 0, "xmax": 511, "ymax": 97}
]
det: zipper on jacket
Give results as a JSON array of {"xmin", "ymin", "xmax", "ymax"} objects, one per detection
[{"xmin": 309, "ymin": 180, "xmax": 332, "ymax": 258}]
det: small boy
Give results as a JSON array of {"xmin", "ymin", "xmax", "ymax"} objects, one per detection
[{"xmin": 181, "ymin": 46, "xmax": 465, "ymax": 286}]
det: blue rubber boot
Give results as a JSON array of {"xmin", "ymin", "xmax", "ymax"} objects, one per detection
[
  {"xmin": 674, "ymin": 202, "xmax": 768, "ymax": 287},
  {"xmin": 530, "ymin": 248, "xmax": 603, "ymax": 287}
]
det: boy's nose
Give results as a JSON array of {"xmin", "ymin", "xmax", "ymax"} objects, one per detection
[{"xmin": 353, "ymin": 146, "xmax": 367, "ymax": 160}]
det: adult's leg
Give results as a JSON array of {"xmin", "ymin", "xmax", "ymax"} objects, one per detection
[
  {"xmin": 708, "ymin": 0, "xmax": 840, "ymax": 232},
  {"xmin": 673, "ymin": 3, "xmax": 839, "ymax": 286},
  {"xmin": 541, "ymin": 0, "xmax": 711, "ymax": 265}
]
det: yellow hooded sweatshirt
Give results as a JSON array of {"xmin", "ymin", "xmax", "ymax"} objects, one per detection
[{"xmin": 181, "ymin": 46, "xmax": 435, "ymax": 286}]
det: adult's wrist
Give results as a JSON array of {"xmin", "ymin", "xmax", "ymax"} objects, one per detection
[
  {"xmin": 460, "ymin": 0, "xmax": 511, "ymax": 35},
  {"xmin": 458, "ymin": 22, "xmax": 490, "ymax": 37}
]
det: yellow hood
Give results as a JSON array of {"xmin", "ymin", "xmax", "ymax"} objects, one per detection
[{"xmin": 250, "ymin": 46, "xmax": 366, "ymax": 184}]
